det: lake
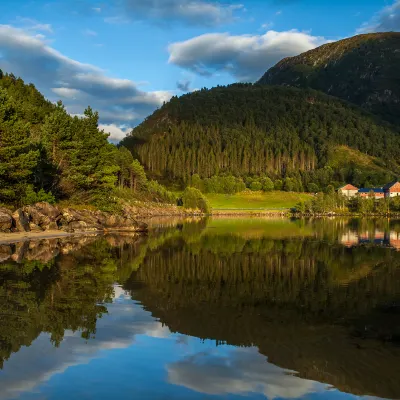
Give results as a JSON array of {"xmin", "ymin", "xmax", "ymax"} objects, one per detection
[{"xmin": 0, "ymin": 217, "xmax": 399, "ymax": 400}]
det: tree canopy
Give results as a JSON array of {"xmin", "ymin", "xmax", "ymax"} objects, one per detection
[{"xmin": 123, "ymin": 84, "xmax": 400, "ymax": 189}]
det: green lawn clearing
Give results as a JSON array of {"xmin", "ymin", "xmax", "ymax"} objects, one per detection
[{"xmin": 207, "ymin": 191, "xmax": 312, "ymax": 210}]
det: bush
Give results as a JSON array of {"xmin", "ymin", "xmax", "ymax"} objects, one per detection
[
  {"xmin": 147, "ymin": 180, "xmax": 176, "ymax": 203},
  {"xmin": 89, "ymin": 189, "xmax": 121, "ymax": 213},
  {"xmin": 23, "ymin": 185, "xmax": 56, "ymax": 205},
  {"xmin": 182, "ymin": 187, "xmax": 211, "ymax": 213},
  {"xmin": 307, "ymin": 183, "xmax": 319, "ymax": 193},
  {"xmin": 261, "ymin": 177, "xmax": 274, "ymax": 191},
  {"xmin": 250, "ymin": 181, "xmax": 263, "ymax": 191},
  {"xmin": 294, "ymin": 201, "xmax": 306, "ymax": 214},
  {"xmin": 274, "ymin": 179, "xmax": 283, "ymax": 191}
]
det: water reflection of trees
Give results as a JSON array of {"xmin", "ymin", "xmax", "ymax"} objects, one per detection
[
  {"xmin": 0, "ymin": 217, "xmax": 400, "ymax": 398},
  {"xmin": 0, "ymin": 235, "xmax": 146, "ymax": 368},
  {"xmin": 131, "ymin": 236, "xmax": 400, "ymax": 320},
  {"xmin": 126, "ymin": 221, "xmax": 400, "ymax": 399}
]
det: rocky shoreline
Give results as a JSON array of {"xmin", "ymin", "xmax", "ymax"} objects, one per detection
[
  {"xmin": 0, "ymin": 232, "xmax": 145, "ymax": 263},
  {"xmin": 0, "ymin": 202, "xmax": 148, "ymax": 235}
]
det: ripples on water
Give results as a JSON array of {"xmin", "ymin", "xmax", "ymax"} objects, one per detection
[{"xmin": 0, "ymin": 217, "xmax": 399, "ymax": 400}]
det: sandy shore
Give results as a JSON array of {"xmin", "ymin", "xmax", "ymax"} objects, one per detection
[{"xmin": 0, "ymin": 230, "xmax": 101, "ymax": 245}]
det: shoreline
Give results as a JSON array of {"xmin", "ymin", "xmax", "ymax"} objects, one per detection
[
  {"xmin": 0, "ymin": 230, "xmax": 104, "ymax": 245},
  {"xmin": 2, "ymin": 210, "xmax": 400, "ymax": 245}
]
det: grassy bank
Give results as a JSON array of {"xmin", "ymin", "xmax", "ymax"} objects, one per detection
[{"xmin": 207, "ymin": 191, "xmax": 313, "ymax": 212}]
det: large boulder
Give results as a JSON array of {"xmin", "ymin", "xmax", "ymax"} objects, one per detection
[
  {"xmin": 103, "ymin": 213, "xmax": 148, "ymax": 232},
  {"xmin": 67, "ymin": 220, "xmax": 103, "ymax": 233},
  {"xmin": 24, "ymin": 202, "xmax": 61, "ymax": 231},
  {"xmin": 59, "ymin": 208, "xmax": 104, "ymax": 232},
  {"xmin": 12, "ymin": 209, "xmax": 30, "ymax": 232},
  {"xmin": 34, "ymin": 202, "xmax": 61, "ymax": 220},
  {"xmin": 61, "ymin": 208, "xmax": 100, "ymax": 225},
  {"xmin": 29, "ymin": 222, "xmax": 44, "ymax": 232},
  {"xmin": 0, "ymin": 208, "xmax": 13, "ymax": 233}
]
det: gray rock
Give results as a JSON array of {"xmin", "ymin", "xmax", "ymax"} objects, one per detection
[
  {"xmin": 0, "ymin": 208, "xmax": 13, "ymax": 233},
  {"xmin": 34, "ymin": 202, "xmax": 61, "ymax": 220},
  {"xmin": 67, "ymin": 220, "xmax": 103, "ymax": 233},
  {"xmin": 29, "ymin": 222, "xmax": 44, "ymax": 232},
  {"xmin": 24, "ymin": 202, "xmax": 61, "ymax": 231},
  {"xmin": 12, "ymin": 209, "xmax": 30, "ymax": 232}
]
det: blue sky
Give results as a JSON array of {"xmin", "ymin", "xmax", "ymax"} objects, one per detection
[
  {"xmin": 0, "ymin": 0, "xmax": 399, "ymax": 140},
  {"xmin": 0, "ymin": 286, "xmax": 367, "ymax": 399}
]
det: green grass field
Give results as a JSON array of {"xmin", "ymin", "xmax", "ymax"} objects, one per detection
[{"xmin": 207, "ymin": 191, "xmax": 312, "ymax": 210}]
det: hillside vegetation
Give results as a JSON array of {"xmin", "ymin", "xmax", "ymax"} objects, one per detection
[
  {"xmin": 0, "ymin": 71, "xmax": 174, "ymax": 209},
  {"xmin": 123, "ymin": 83, "xmax": 400, "ymax": 189},
  {"xmin": 258, "ymin": 33, "xmax": 400, "ymax": 126}
]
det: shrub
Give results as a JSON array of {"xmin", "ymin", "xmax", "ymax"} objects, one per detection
[
  {"xmin": 23, "ymin": 185, "xmax": 56, "ymax": 205},
  {"xmin": 250, "ymin": 181, "xmax": 263, "ymax": 191},
  {"xmin": 274, "ymin": 179, "xmax": 283, "ymax": 191},
  {"xmin": 261, "ymin": 177, "xmax": 274, "ymax": 192},
  {"xmin": 307, "ymin": 183, "xmax": 319, "ymax": 193},
  {"xmin": 182, "ymin": 187, "xmax": 211, "ymax": 213}
]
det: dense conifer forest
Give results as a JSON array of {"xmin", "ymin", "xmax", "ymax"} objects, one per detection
[
  {"xmin": 0, "ymin": 70, "xmax": 174, "ymax": 209},
  {"xmin": 122, "ymin": 84, "xmax": 400, "ymax": 190}
]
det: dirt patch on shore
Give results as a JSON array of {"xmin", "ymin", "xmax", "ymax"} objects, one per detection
[{"xmin": 0, "ymin": 230, "xmax": 99, "ymax": 245}]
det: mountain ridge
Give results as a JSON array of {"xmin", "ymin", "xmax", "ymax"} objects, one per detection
[{"xmin": 258, "ymin": 32, "xmax": 400, "ymax": 125}]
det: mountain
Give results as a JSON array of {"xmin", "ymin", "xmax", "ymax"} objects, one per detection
[
  {"xmin": 122, "ymin": 84, "xmax": 400, "ymax": 189},
  {"xmin": 257, "ymin": 32, "xmax": 400, "ymax": 126}
]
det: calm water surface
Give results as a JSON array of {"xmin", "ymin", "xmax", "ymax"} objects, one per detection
[{"xmin": 0, "ymin": 217, "xmax": 399, "ymax": 400}]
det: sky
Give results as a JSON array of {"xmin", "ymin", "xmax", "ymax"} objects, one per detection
[
  {"xmin": 0, "ymin": 0, "xmax": 399, "ymax": 141},
  {"xmin": 0, "ymin": 285, "xmax": 361, "ymax": 399}
]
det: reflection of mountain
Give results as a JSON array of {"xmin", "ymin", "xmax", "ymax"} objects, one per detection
[
  {"xmin": 0, "ymin": 217, "xmax": 400, "ymax": 399},
  {"xmin": 128, "ymin": 226, "xmax": 400, "ymax": 399}
]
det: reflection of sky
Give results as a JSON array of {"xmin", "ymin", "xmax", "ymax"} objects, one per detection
[{"xmin": 0, "ymin": 286, "xmax": 383, "ymax": 400}]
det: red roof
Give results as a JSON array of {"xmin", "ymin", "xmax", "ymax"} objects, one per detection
[{"xmin": 339, "ymin": 184, "xmax": 359, "ymax": 191}]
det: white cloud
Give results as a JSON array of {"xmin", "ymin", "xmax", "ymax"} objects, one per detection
[
  {"xmin": 168, "ymin": 30, "xmax": 329, "ymax": 82},
  {"xmin": 121, "ymin": 0, "xmax": 245, "ymax": 26},
  {"xmin": 92, "ymin": 7, "xmax": 102, "ymax": 13},
  {"xmin": 0, "ymin": 286, "xmax": 171, "ymax": 400},
  {"xmin": 168, "ymin": 347, "xmax": 324, "ymax": 399},
  {"xmin": 99, "ymin": 124, "xmax": 132, "ymax": 141},
  {"xmin": 0, "ymin": 24, "xmax": 172, "ymax": 137},
  {"xmin": 357, "ymin": 0, "xmax": 400, "ymax": 33},
  {"xmin": 52, "ymin": 87, "xmax": 83, "ymax": 99}
]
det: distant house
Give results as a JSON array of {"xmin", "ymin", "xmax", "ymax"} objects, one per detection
[
  {"xmin": 383, "ymin": 181, "xmax": 400, "ymax": 198},
  {"xmin": 338, "ymin": 184, "xmax": 359, "ymax": 197},
  {"xmin": 338, "ymin": 181, "xmax": 400, "ymax": 199},
  {"xmin": 358, "ymin": 188, "xmax": 385, "ymax": 198}
]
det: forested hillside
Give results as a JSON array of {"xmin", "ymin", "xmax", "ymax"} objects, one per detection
[
  {"xmin": 122, "ymin": 84, "xmax": 400, "ymax": 190},
  {"xmin": 258, "ymin": 33, "xmax": 400, "ymax": 126},
  {"xmin": 0, "ymin": 71, "xmax": 173, "ymax": 208}
]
